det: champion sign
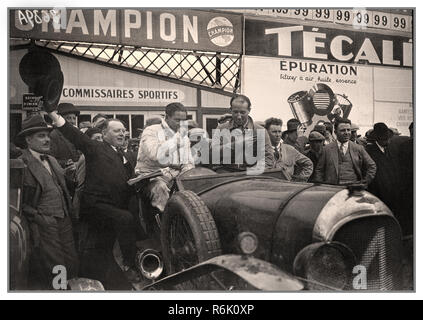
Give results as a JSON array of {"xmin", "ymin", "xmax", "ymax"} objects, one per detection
[{"xmin": 10, "ymin": 9, "xmax": 242, "ymax": 54}]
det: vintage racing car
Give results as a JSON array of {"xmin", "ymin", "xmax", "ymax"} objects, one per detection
[{"xmin": 130, "ymin": 166, "xmax": 404, "ymax": 291}]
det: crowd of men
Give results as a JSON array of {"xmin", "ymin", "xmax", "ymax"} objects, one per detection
[{"xmin": 12, "ymin": 94, "xmax": 414, "ymax": 290}]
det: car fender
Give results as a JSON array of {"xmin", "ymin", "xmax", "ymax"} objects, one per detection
[{"xmin": 140, "ymin": 254, "xmax": 303, "ymax": 291}]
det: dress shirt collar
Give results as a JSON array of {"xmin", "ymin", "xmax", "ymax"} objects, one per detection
[
  {"xmin": 29, "ymin": 148, "xmax": 47, "ymax": 162},
  {"xmin": 337, "ymin": 140, "xmax": 349, "ymax": 153}
]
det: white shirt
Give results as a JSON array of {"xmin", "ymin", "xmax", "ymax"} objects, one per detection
[
  {"xmin": 29, "ymin": 149, "xmax": 52, "ymax": 175},
  {"xmin": 337, "ymin": 140, "xmax": 349, "ymax": 155}
]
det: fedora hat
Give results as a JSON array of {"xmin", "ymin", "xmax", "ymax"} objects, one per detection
[
  {"xmin": 17, "ymin": 114, "xmax": 53, "ymax": 138},
  {"xmin": 58, "ymin": 103, "xmax": 80, "ymax": 116},
  {"xmin": 19, "ymin": 50, "xmax": 64, "ymax": 113},
  {"xmin": 369, "ymin": 122, "xmax": 393, "ymax": 141}
]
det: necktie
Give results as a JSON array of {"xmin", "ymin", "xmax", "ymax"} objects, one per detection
[
  {"xmin": 40, "ymin": 154, "xmax": 49, "ymax": 161},
  {"xmin": 274, "ymin": 146, "xmax": 280, "ymax": 160},
  {"xmin": 340, "ymin": 143, "xmax": 346, "ymax": 155}
]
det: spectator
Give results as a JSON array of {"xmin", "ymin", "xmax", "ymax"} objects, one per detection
[
  {"xmin": 265, "ymin": 117, "xmax": 313, "ymax": 181},
  {"xmin": 305, "ymin": 131, "xmax": 325, "ymax": 182},
  {"xmin": 323, "ymin": 121, "xmax": 336, "ymax": 145},
  {"xmin": 350, "ymin": 123, "xmax": 360, "ymax": 144},
  {"xmin": 18, "ymin": 114, "xmax": 79, "ymax": 289},
  {"xmin": 366, "ymin": 123, "xmax": 401, "ymax": 220},
  {"xmin": 282, "ymin": 118, "xmax": 307, "ymax": 153},
  {"xmin": 397, "ymin": 122, "xmax": 413, "ymax": 237},
  {"xmin": 314, "ymin": 118, "xmax": 376, "ymax": 186}
]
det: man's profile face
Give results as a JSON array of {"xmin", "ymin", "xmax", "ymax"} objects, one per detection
[
  {"xmin": 231, "ymin": 98, "xmax": 250, "ymax": 127},
  {"xmin": 166, "ymin": 111, "xmax": 187, "ymax": 132},
  {"xmin": 267, "ymin": 124, "xmax": 282, "ymax": 146},
  {"xmin": 336, "ymin": 123, "xmax": 351, "ymax": 143},
  {"xmin": 64, "ymin": 113, "xmax": 77, "ymax": 127},
  {"xmin": 103, "ymin": 120, "xmax": 126, "ymax": 147},
  {"xmin": 26, "ymin": 131, "xmax": 51, "ymax": 153}
]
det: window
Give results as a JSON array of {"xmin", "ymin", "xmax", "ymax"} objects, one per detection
[
  {"xmin": 116, "ymin": 114, "xmax": 130, "ymax": 131},
  {"xmin": 206, "ymin": 118, "xmax": 219, "ymax": 138}
]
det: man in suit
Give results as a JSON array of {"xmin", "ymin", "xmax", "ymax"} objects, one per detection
[
  {"xmin": 314, "ymin": 118, "xmax": 376, "ymax": 186},
  {"xmin": 365, "ymin": 123, "xmax": 402, "ymax": 222},
  {"xmin": 18, "ymin": 114, "xmax": 79, "ymax": 289},
  {"xmin": 265, "ymin": 117, "xmax": 313, "ymax": 181},
  {"xmin": 47, "ymin": 110, "xmax": 139, "ymax": 288}
]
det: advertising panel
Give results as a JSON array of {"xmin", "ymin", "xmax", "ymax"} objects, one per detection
[
  {"xmin": 243, "ymin": 17, "xmax": 413, "ymax": 135},
  {"xmin": 245, "ymin": 18, "xmax": 412, "ymax": 68},
  {"xmin": 10, "ymin": 8, "xmax": 243, "ymax": 54}
]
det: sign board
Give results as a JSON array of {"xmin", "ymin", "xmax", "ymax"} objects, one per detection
[
  {"xmin": 245, "ymin": 18, "xmax": 412, "ymax": 68},
  {"xmin": 10, "ymin": 8, "xmax": 243, "ymax": 54},
  {"xmin": 229, "ymin": 9, "xmax": 412, "ymax": 33},
  {"xmin": 22, "ymin": 94, "xmax": 42, "ymax": 111},
  {"xmin": 61, "ymin": 86, "xmax": 185, "ymax": 103},
  {"xmin": 243, "ymin": 56, "xmax": 413, "ymax": 135}
]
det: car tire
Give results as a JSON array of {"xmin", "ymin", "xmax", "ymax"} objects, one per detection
[{"xmin": 161, "ymin": 190, "xmax": 221, "ymax": 276}]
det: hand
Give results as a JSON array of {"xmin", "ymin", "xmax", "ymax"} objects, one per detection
[
  {"xmin": 64, "ymin": 160, "xmax": 77, "ymax": 175},
  {"xmin": 41, "ymin": 98, "xmax": 58, "ymax": 113}
]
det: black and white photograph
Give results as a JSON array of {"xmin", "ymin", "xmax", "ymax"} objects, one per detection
[{"xmin": 5, "ymin": 4, "xmax": 417, "ymax": 300}]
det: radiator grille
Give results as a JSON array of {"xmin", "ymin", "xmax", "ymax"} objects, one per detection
[{"xmin": 334, "ymin": 216, "xmax": 402, "ymax": 290}]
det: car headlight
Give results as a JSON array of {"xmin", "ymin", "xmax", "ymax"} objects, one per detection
[
  {"xmin": 237, "ymin": 232, "xmax": 258, "ymax": 255},
  {"xmin": 293, "ymin": 242, "xmax": 356, "ymax": 290}
]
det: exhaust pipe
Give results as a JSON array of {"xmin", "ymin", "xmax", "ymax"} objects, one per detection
[{"xmin": 136, "ymin": 249, "xmax": 164, "ymax": 280}]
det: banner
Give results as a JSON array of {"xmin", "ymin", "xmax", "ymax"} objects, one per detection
[
  {"xmin": 245, "ymin": 18, "xmax": 412, "ymax": 68},
  {"xmin": 61, "ymin": 86, "xmax": 185, "ymax": 103},
  {"xmin": 10, "ymin": 8, "xmax": 242, "ymax": 54},
  {"xmin": 243, "ymin": 55, "xmax": 412, "ymax": 135}
]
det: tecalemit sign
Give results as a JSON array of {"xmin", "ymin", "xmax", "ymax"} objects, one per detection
[
  {"xmin": 10, "ymin": 8, "xmax": 242, "ymax": 54},
  {"xmin": 245, "ymin": 18, "xmax": 412, "ymax": 68}
]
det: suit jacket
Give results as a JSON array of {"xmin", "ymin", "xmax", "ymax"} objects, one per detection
[
  {"xmin": 314, "ymin": 141, "xmax": 376, "ymax": 185},
  {"xmin": 19, "ymin": 149, "xmax": 73, "ymax": 222},
  {"xmin": 57, "ymin": 122, "xmax": 135, "ymax": 208},
  {"xmin": 365, "ymin": 143, "xmax": 400, "ymax": 210},
  {"xmin": 273, "ymin": 143, "xmax": 313, "ymax": 181}
]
